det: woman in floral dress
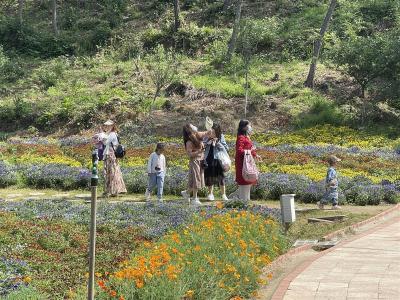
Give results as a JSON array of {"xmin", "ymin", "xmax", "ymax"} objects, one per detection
[{"xmin": 103, "ymin": 120, "xmax": 127, "ymax": 197}]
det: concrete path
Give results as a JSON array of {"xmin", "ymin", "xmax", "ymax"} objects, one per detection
[{"xmin": 279, "ymin": 217, "xmax": 400, "ymax": 300}]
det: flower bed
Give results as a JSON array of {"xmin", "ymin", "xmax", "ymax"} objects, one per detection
[
  {"xmin": 0, "ymin": 200, "xmax": 281, "ymax": 298},
  {"xmin": 0, "ymin": 125, "xmax": 398, "ymax": 204},
  {"xmin": 0, "ymin": 258, "xmax": 30, "ymax": 296},
  {"xmin": 95, "ymin": 212, "xmax": 287, "ymax": 300}
]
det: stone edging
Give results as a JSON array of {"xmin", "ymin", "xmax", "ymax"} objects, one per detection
[{"xmin": 269, "ymin": 204, "xmax": 400, "ymax": 300}]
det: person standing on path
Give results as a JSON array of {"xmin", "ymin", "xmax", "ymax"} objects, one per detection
[
  {"xmin": 103, "ymin": 120, "xmax": 127, "ymax": 197},
  {"xmin": 204, "ymin": 123, "xmax": 229, "ymax": 201},
  {"xmin": 181, "ymin": 123, "xmax": 214, "ymax": 206},
  {"xmin": 235, "ymin": 120, "xmax": 260, "ymax": 201},
  {"xmin": 319, "ymin": 155, "xmax": 341, "ymax": 210},
  {"xmin": 145, "ymin": 143, "xmax": 167, "ymax": 202}
]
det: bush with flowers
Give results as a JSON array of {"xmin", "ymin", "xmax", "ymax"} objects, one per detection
[{"xmin": 93, "ymin": 211, "xmax": 288, "ymax": 300}]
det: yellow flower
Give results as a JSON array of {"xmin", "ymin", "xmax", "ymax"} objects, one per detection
[
  {"xmin": 23, "ymin": 276, "xmax": 32, "ymax": 283},
  {"xmin": 184, "ymin": 290, "xmax": 195, "ymax": 298}
]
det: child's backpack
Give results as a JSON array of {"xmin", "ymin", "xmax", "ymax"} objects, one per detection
[
  {"xmin": 92, "ymin": 133, "xmax": 105, "ymax": 161},
  {"xmin": 242, "ymin": 150, "xmax": 259, "ymax": 183}
]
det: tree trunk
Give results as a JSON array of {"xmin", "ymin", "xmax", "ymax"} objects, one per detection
[
  {"xmin": 304, "ymin": 0, "xmax": 337, "ymax": 88},
  {"xmin": 151, "ymin": 87, "xmax": 161, "ymax": 112},
  {"xmin": 173, "ymin": 0, "xmax": 181, "ymax": 32},
  {"xmin": 223, "ymin": 0, "xmax": 232, "ymax": 12},
  {"xmin": 226, "ymin": 0, "xmax": 243, "ymax": 62},
  {"xmin": 18, "ymin": 0, "xmax": 24, "ymax": 25},
  {"xmin": 244, "ymin": 71, "xmax": 249, "ymax": 118},
  {"xmin": 52, "ymin": 0, "xmax": 59, "ymax": 36}
]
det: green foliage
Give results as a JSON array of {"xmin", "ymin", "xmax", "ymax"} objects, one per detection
[
  {"xmin": 142, "ymin": 23, "xmax": 229, "ymax": 56},
  {"xmin": 146, "ymin": 45, "xmax": 181, "ymax": 104},
  {"xmin": 32, "ymin": 56, "xmax": 69, "ymax": 89},
  {"xmin": 37, "ymin": 232, "xmax": 70, "ymax": 253},
  {"xmin": 3, "ymin": 286, "xmax": 45, "ymax": 300},
  {"xmin": 0, "ymin": 46, "xmax": 25, "ymax": 83},
  {"xmin": 73, "ymin": 18, "xmax": 112, "ymax": 54},
  {"xmin": 295, "ymin": 98, "xmax": 346, "ymax": 128},
  {"xmin": 0, "ymin": 212, "xmax": 139, "ymax": 298},
  {"xmin": 237, "ymin": 17, "xmax": 280, "ymax": 55},
  {"xmin": 0, "ymin": 17, "xmax": 72, "ymax": 58}
]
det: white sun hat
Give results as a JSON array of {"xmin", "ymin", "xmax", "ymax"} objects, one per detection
[
  {"xmin": 205, "ymin": 116, "xmax": 213, "ymax": 131},
  {"xmin": 103, "ymin": 120, "xmax": 114, "ymax": 126}
]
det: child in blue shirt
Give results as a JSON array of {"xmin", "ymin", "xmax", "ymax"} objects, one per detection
[{"xmin": 319, "ymin": 155, "xmax": 341, "ymax": 210}]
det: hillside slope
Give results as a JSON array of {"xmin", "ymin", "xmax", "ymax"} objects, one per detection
[{"xmin": 0, "ymin": 0, "xmax": 399, "ymax": 137}]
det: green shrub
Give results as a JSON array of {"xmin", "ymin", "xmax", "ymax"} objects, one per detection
[
  {"xmin": 295, "ymin": 98, "xmax": 346, "ymax": 128},
  {"xmin": 0, "ymin": 47, "xmax": 25, "ymax": 82},
  {"xmin": 142, "ymin": 23, "xmax": 229, "ymax": 56},
  {"xmin": 37, "ymin": 232, "xmax": 70, "ymax": 253},
  {"xmin": 0, "ymin": 17, "xmax": 72, "ymax": 58},
  {"xmin": 33, "ymin": 57, "xmax": 69, "ymax": 89},
  {"xmin": 73, "ymin": 18, "xmax": 112, "ymax": 54}
]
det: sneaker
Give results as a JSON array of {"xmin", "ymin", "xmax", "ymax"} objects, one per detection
[
  {"xmin": 191, "ymin": 198, "xmax": 202, "ymax": 206},
  {"xmin": 145, "ymin": 190, "xmax": 151, "ymax": 201},
  {"xmin": 181, "ymin": 190, "xmax": 189, "ymax": 202},
  {"xmin": 332, "ymin": 205, "xmax": 342, "ymax": 210},
  {"xmin": 207, "ymin": 194, "xmax": 215, "ymax": 201},
  {"xmin": 318, "ymin": 202, "xmax": 324, "ymax": 210},
  {"xmin": 222, "ymin": 194, "xmax": 229, "ymax": 201}
]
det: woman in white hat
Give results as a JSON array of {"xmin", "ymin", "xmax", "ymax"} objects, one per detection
[{"xmin": 102, "ymin": 120, "xmax": 127, "ymax": 197}]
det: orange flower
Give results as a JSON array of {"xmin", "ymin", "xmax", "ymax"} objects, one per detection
[
  {"xmin": 109, "ymin": 290, "xmax": 117, "ymax": 297},
  {"xmin": 97, "ymin": 280, "xmax": 106, "ymax": 289},
  {"xmin": 193, "ymin": 245, "xmax": 201, "ymax": 251},
  {"xmin": 136, "ymin": 279, "xmax": 144, "ymax": 288},
  {"xmin": 216, "ymin": 201, "xmax": 224, "ymax": 209},
  {"xmin": 119, "ymin": 296, "xmax": 125, "ymax": 300},
  {"xmin": 171, "ymin": 233, "xmax": 181, "ymax": 244},
  {"xmin": 230, "ymin": 296, "xmax": 243, "ymax": 300},
  {"xmin": 267, "ymin": 273, "xmax": 273, "ymax": 280}
]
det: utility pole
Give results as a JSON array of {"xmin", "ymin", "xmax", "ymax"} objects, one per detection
[{"xmin": 88, "ymin": 149, "xmax": 99, "ymax": 300}]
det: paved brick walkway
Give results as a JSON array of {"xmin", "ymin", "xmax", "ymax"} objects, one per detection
[{"xmin": 281, "ymin": 218, "xmax": 400, "ymax": 300}]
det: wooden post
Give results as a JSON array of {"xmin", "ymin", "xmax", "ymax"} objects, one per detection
[{"xmin": 88, "ymin": 150, "xmax": 99, "ymax": 300}]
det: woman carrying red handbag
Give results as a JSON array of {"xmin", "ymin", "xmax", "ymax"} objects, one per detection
[{"xmin": 235, "ymin": 120, "xmax": 261, "ymax": 201}]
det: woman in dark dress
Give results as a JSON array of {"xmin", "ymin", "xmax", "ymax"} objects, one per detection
[{"xmin": 204, "ymin": 124, "xmax": 229, "ymax": 201}]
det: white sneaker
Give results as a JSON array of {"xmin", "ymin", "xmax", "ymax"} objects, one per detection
[
  {"xmin": 181, "ymin": 191, "xmax": 190, "ymax": 203},
  {"xmin": 207, "ymin": 194, "xmax": 215, "ymax": 201},
  {"xmin": 191, "ymin": 198, "xmax": 202, "ymax": 206},
  {"xmin": 222, "ymin": 194, "xmax": 229, "ymax": 201},
  {"xmin": 145, "ymin": 190, "xmax": 151, "ymax": 201}
]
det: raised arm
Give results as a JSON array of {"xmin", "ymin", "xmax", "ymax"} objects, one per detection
[{"xmin": 196, "ymin": 129, "xmax": 214, "ymax": 140}]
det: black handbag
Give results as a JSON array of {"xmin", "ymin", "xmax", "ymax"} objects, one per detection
[{"xmin": 112, "ymin": 136, "xmax": 126, "ymax": 159}]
